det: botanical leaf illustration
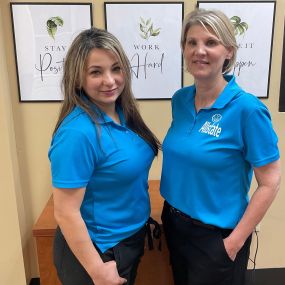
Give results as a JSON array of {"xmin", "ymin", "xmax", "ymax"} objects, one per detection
[
  {"xmin": 139, "ymin": 17, "xmax": 161, "ymax": 40},
  {"xmin": 230, "ymin": 15, "xmax": 248, "ymax": 36},
  {"xmin": 47, "ymin": 16, "xmax": 64, "ymax": 39}
]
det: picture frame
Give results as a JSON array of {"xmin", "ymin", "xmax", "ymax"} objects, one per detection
[
  {"xmin": 10, "ymin": 2, "xmax": 93, "ymax": 102},
  {"xmin": 279, "ymin": 20, "xmax": 285, "ymax": 112},
  {"xmin": 197, "ymin": 1, "xmax": 276, "ymax": 99},
  {"xmin": 104, "ymin": 2, "xmax": 184, "ymax": 100}
]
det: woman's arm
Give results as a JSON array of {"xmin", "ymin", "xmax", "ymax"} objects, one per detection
[
  {"xmin": 223, "ymin": 159, "xmax": 281, "ymax": 261},
  {"xmin": 53, "ymin": 187, "xmax": 127, "ymax": 285}
]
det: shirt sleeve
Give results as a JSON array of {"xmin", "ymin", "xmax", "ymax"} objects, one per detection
[
  {"xmin": 48, "ymin": 128, "xmax": 98, "ymax": 188},
  {"xmin": 242, "ymin": 104, "xmax": 279, "ymax": 167}
]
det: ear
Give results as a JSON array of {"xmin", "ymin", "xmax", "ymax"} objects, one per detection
[{"xmin": 226, "ymin": 47, "xmax": 234, "ymax": 60}]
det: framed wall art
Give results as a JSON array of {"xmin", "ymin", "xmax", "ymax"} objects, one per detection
[
  {"xmin": 197, "ymin": 1, "xmax": 276, "ymax": 98},
  {"xmin": 105, "ymin": 2, "xmax": 184, "ymax": 99},
  {"xmin": 279, "ymin": 20, "xmax": 285, "ymax": 112},
  {"xmin": 10, "ymin": 2, "xmax": 93, "ymax": 102}
]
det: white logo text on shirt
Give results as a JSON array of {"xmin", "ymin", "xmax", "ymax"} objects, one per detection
[{"xmin": 199, "ymin": 114, "xmax": 222, "ymax": 138}]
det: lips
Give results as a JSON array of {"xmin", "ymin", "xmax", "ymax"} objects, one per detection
[
  {"xmin": 193, "ymin": 60, "xmax": 209, "ymax": 64},
  {"xmin": 101, "ymin": 88, "xmax": 118, "ymax": 96}
]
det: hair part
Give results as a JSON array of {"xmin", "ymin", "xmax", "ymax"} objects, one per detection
[
  {"xmin": 54, "ymin": 27, "xmax": 160, "ymax": 154},
  {"xmin": 181, "ymin": 8, "xmax": 238, "ymax": 73}
]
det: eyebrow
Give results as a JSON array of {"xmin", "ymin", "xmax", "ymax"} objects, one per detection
[
  {"xmin": 187, "ymin": 35, "xmax": 219, "ymax": 40},
  {"xmin": 186, "ymin": 36, "xmax": 221, "ymax": 45},
  {"xmin": 86, "ymin": 61, "xmax": 120, "ymax": 71}
]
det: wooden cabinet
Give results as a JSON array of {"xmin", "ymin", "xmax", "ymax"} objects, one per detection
[
  {"xmin": 33, "ymin": 195, "xmax": 60, "ymax": 285},
  {"xmin": 33, "ymin": 180, "xmax": 173, "ymax": 285}
]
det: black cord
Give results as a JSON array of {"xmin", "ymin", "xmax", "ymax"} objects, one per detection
[{"xmin": 248, "ymin": 229, "xmax": 259, "ymax": 284}]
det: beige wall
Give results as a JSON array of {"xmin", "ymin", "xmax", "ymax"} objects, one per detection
[
  {"xmin": 1, "ymin": 0, "xmax": 284, "ymax": 282},
  {"xmin": 0, "ymin": 4, "xmax": 26, "ymax": 285}
]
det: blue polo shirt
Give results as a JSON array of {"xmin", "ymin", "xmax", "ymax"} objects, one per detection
[
  {"xmin": 49, "ymin": 104, "xmax": 155, "ymax": 252},
  {"xmin": 160, "ymin": 75, "xmax": 279, "ymax": 229}
]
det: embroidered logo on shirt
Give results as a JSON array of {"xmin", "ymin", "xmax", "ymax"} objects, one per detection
[{"xmin": 199, "ymin": 114, "xmax": 222, "ymax": 138}]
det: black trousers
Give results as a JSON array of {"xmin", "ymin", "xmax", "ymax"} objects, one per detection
[
  {"xmin": 162, "ymin": 201, "xmax": 252, "ymax": 285},
  {"xmin": 53, "ymin": 226, "xmax": 146, "ymax": 285}
]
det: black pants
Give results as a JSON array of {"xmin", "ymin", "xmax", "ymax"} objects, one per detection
[
  {"xmin": 53, "ymin": 226, "xmax": 146, "ymax": 285},
  {"xmin": 162, "ymin": 201, "xmax": 252, "ymax": 285}
]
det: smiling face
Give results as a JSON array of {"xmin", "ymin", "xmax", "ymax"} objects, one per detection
[
  {"xmin": 82, "ymin": 48, "xmax": 125, "ymax": 113},
  {"xmin": 183, "ymin": 24, "xmax": 233, "ymax": 82}
]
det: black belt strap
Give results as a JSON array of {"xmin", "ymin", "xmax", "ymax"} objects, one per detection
[{"xmin": 146, "ymin": 217, "xmax": 162, "ymax": 251}]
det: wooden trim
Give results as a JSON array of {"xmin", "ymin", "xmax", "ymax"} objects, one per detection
[{"xmin": 32, "ymin": 196, "xmax": 56, "ymax": 237}]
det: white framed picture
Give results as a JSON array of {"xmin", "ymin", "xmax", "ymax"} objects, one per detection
[
  {"xmin": 105, "ymin": 2, "xmax": 184, "ymax": 99},
  {"xmin": 198, "ymin": 1, "xmax": 276, "ymax": 98},
  {"xmin": 10, "ymin": 2, "xmax": 93, "ymax": 102}
]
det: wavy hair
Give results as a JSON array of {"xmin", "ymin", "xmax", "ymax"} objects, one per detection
[{"xmin": 53, "ymin": 27, "xmax": 160, "ymax": 154}]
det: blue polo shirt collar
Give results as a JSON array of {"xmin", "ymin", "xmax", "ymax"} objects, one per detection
[
  {"xmin": 79, "ymin": 92, "xmax": 126, "ymax": 126},
  {"xmin": 211, "ymin": 75, "xmax": 241, "ymax": 109},
  {"xmin": 90, "ymin": 103, "xmax": 126, "ymax": 127},
  {"xmin": 186, "ymin": 75, "xmax": 241, "ymax": 117}
]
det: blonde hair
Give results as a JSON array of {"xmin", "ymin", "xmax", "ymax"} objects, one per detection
[
  {"xmin": 54, "ymin": 27, "xmax": 160, "ymax": 154},
  {"xmin": 181, "ymin": 8, "xmax": 238, "ymax": 73}
]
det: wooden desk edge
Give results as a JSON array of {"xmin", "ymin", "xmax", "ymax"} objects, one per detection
[{"xmin": 33, "ymin": 180, "xmax": 162, "ymax": 237}]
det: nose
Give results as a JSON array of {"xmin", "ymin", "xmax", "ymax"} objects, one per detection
[
  {"xmin": 195, "ymin": 43, "xmax": 206, "ymax": 55},
  {"xmin": 103, "ymin": 72, "xmax": 115, "ymax": 86}
]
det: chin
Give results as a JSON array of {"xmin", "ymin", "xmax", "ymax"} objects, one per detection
[
  {"xmin": 191, "ymin": 72, "xmax": 209, "ymax": 80},
  {"xmin": 105, "ymin": 96, "xmax": 120, "ymax": 104}
]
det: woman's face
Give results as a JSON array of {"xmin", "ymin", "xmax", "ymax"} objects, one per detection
[
  {"xmin": 183, "ymin": 24, "xmax": 232, "ymax": 81},
  {"xmin": 82, "ymin": 48, "xmax": 125, "ymax": 112}
]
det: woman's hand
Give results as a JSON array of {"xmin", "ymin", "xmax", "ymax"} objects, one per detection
[
  {"xmin": 222, "ymin": 236, "xmax": 241, "ymax": 262},
  {"xmin": 222, "ymin": 160, "xmax": 281, "ymax": 263},
  {"xmin": 53, "ymin": 187, "xmax": 126, "ymax": 284},
  {"xmin": 92, "ymin": 260, "xmax": 127, "ymax": 285}
]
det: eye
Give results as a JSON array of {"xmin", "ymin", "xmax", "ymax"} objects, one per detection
[
  {"xmin": 112, "ymin": 65, "xmax": 122, "ymax": 72},
  {"xmin": 186, "ymin": 39, "xmax": 196, "ymax": 46},
  {"xmin": 206, "ymin": 39, "xmax": 219, "ymax": 47},
  {"xmin": 90, "ymin": 70, "xmax": 101, "ymax": 76}
]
